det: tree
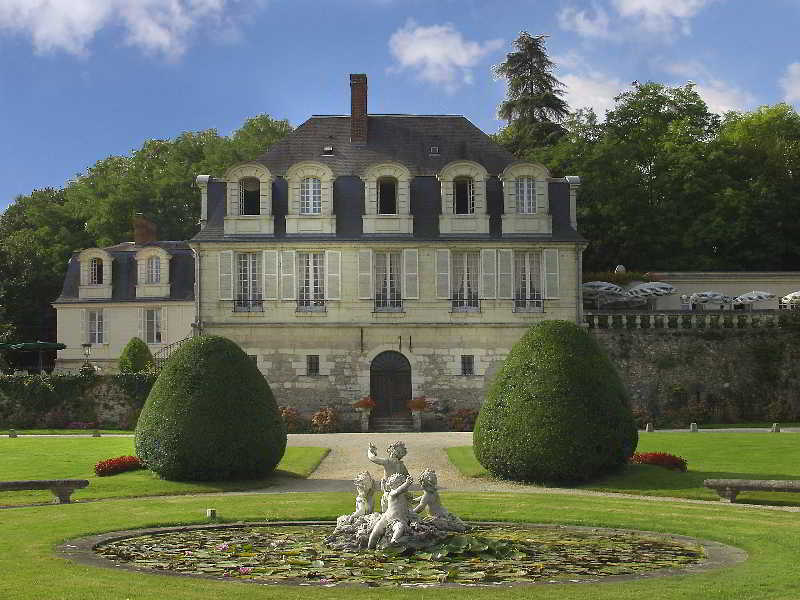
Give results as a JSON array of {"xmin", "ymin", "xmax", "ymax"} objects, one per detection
[
  {"xmin": 135, "ymin": 335, "xmax": 286, "ymax": 481},
  {"xmin": 493, "ymin": 32, "xmax": 570, "ymax": 154},
  {"xmin": 119, "ymin": 337, "xmax": 154, "ymax": 373},
  {"xmin": 473, "ymin": 321, "xmax": 638, "ymax": 483}
]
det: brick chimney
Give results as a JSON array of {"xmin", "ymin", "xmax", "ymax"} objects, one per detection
[
  {"xmin": 350, "ymin": 73, "xmax": 368, "ymax": 144},
  {"xmin": 133, "ymin": 213, "xmax": 158, "ymax": 245}
]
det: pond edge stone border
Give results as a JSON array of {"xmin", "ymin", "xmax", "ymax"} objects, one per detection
[{"xmin": 57, "ymin": 520, "xmax": 748, "ymax": 588}]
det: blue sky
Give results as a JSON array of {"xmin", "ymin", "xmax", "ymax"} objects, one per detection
[{"xmin": 1, "ymin": 0, "xmax": 799, "ymax": 213}]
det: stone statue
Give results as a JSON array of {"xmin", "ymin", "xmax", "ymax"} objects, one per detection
[
  {"xmin": 326, "ymin": 441, "xmax": 468, "ymax": 553},
  {"xmin": 335, "ymin": 471, "xmax": 376, "ymax": 529},
  {"xmin": 367, "ymin": 441, "xmax": 410, "ymax": 512},
  {"xmin": 413, "ymin": 469, "xmax": 467, "ymax": 532}
]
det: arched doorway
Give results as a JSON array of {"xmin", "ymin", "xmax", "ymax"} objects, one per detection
[{"xmin": 370, "ymin": 351, "xmax": 412, "ymax": 418}]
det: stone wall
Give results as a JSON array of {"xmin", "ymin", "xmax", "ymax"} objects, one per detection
[{"xmin": 593, "ymin": 328, "xmax": 800, "ymax": 427}]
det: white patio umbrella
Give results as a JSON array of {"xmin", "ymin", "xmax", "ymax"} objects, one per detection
[
  {"xmin": 781, "ymin": 291, "xmax": 800, "ymax": 305},
  {"xmin": 626, "ymin": 282, "xmax": 675, "ymax": 298},
  {"xmin": 689, "ymin": 291, "xmax": 728, "ymax": 305},
  {"xmin": 582, "ymin": 281, "xmax": 624, "ymax": 296},
  {"xmin": 733, "ymin": 291, "xmax": 776, "ymax": 305}
]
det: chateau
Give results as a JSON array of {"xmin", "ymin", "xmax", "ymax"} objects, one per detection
[{"xmin": 56, "ymin": 74, "xmax": 585, "ymax": 428}]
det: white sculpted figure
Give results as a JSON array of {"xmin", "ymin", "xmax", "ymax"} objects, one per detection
[
  {"xmin": 367, "ymin": 473, "xmax": 414, "ymax": 549},
  {"xmin": 368, "ymin": 441, "xmax": 409, "ymax": 511},
  {"xmin": 336, "ymin": 471, "xmax": 376, "ymax": 529},
  {"xmin": 413, "ymin": 469, "xmax": 467, "ymax": 532}
]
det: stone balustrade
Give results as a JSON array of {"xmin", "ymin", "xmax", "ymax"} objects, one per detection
[{"xmin": 585, "ymin": 310, "xmax": 789, "ymax": 330}]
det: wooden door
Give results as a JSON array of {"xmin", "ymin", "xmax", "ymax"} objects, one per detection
[{"xmin": 370, "ymin": 351, "xmax": 412, "ymax": 418}]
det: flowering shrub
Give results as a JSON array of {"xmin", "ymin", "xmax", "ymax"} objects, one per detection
[
  {"xmin": 311, "ymin": 407, "xmax": 339, "ymax": 433},
  {"xmin": 447, "ymin": 408, "xmax": 478, "ymax": 432},
  {"xmin": 279, "ymin": 406, "xmax": 308, "ymax": 433},
  {"xmin": 95, "ymin": 455, "xmax": 144, "ymax": 477},
  {"xmin": 407, "ymin": 396, "xmax": 431, "ymax": 412},
  {"xmin": 352, "ymin": 396, "xmax": 376, "ymax": 410},
  {"xmin": 630, "ymin": 452, "xmax": 688, "ymax": 472},
  {"xmin": 68, "ymin": 421, "xmax": 98, "ymax": 430}
]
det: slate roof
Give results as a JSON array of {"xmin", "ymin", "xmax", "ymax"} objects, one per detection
[
  {"xmin": 53, "ymin": 241, "xmax": 195, "ymax": 304},
  {"xmin": 192, "ymin": 115, "xmax": 585, "ymax": 244}
]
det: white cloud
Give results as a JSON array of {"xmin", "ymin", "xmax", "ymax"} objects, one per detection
[
  {"xmin": 388, "ymin": 20, "xmax": 503, "ymax": 92},
  {"xmin": 561, "ymin": 71, "xmax": 625, "ymax": 116},
  {"xmin": 612, "ymin": 0, "xmax": 716, "ymax": 36},
  {"xmin": 780, "ymin": 62, "xmax": 800, "ymax": 103},
  {"xmin": 663, "ymin": 61, "xmax": 756, "ymax": 112},
  {"xmin": 0, "ymin": 0, "xmax": 241, "ymax": 59},
  {"xmin": 558, "ymin": 5, "xmax": 613, "ymax": 39}
]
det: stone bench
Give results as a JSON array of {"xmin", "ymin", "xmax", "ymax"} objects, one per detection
[
  {"xmin": 0, "ymin": 479, "xmax": 90, "ymax": 504},
  {"xmin": 703, "ymin": 478, "xmax": 800, "ymax": 503}
]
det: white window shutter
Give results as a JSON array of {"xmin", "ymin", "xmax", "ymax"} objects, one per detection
[
  {"xmin": 263, "ymin": 250, "xmax": 279, "ymax": 300},
  {"xmin": 435, "ymin": 249, "xmax": 451, "ymax": 299},
  {"xmin": 402, "ymin": 249, "xmax": 418, "ymax": 299},
  {"xmin": 218, "ymin": 250, "xmax": 233, "ymax": 300},
  {"xmin": 325, "ymin": 250, "xmax": 341, "ymax": 300},
  {"xmin": 100, "ymin": 309, "xmax": 107, "ymax": 345},
  {"xmin": 137, "ymin": 308, "xmax": 144, "ymax": 341},
  {"xmin": 497, "ymin": 249, "xmax": 514, "ymax": 299},
  {"xmin": 358, "ymin": 249, "xmax": 373, "ymax": 299},
  {"xmin": 480, "ymin": 249, "xmax": 497, "ymax": 299},
  {"xmin": 160, "ymin": 307, "xmax": 168, "ymax": 344},
  {"xmin": 280, "ymin": 250, "xmax": 296, "ymax": 300},
  {"xmin": 137, "ymin": 259, "xmax": 145, "ymax": 285},
  {"xmin": 103, "ymin": 260, "xmax": 112, "ymax": 287},
  {"xmin": 536, "ymin": 179, "xmax": 548, "ymax": 212},
  {"xmin": 80, "ymin": 309, "xmax": 87, "ymax": 344},
  {"xmin": 80, "ymin": 260, "xmax": 88, "ymax": 286},
  {"xmin": 543, "ymin": 249, "xmax": 560, "ymax": 299}
]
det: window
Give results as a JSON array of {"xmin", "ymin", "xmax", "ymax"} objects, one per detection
[
  {"xmin": 87, "ymin": 310, "xmax": 103, "ymax": 344},
  {"xmin": 377, "ymin": 177, "xmax": 397, "ymax": 215},
  {"xmin": 451, "ymin": 252, "xmax": 480, "ymax": 311},
  {"xmin": 516, "ymin": 176, "xmax": 536, "ymax": 214},
  {"xmin": 461, "ymin": 355, "xmax": 474, "ymax": 376},
  {"xmin": 429, "ymin": 146, "xmax": 440, "ymax": 155},
  {"xmin": 454, "ymin": 176, "xmax": 474, "ymax": 214},
  {"xmin": 235, "ymin": 252, "xmax": 263, "ymax": 312},
  {"xmin": 145, "ymin": 309, "xmax": 162, "ymax": 344},
  {"xmin": 297, "ymin": 252, "xmax": 325, "ymax": 311},
  {"xmin": 90, "ymin": 257, "xmax": 103, "ymax": 285},
  {"xmin": 300, "ymin": 177, "xmax": 322, "ymax": 214},
  {"xmin": 307, "ymin": 354, "xmax": 320, "ymax": 376},
  {"xmin": 514, "ymin": 251, "xmax": 543, "ymax": 312},
  {"xmin": 239, "ymin": 177, "xmax": 260, "ymax": 215},
  {"xmin": 375, "ymin": 252, "xmax": 402, "ymax": 311},
  {"xmin": 146, "ymin": 256, "xmax": 161, "ymax": 284},
  {"xmin": 322, "ymin": 145, "xmax": 334, "ymax": 156}
]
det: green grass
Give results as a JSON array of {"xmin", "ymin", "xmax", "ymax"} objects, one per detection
[
  {"xmin": 447, "ymin": 433, "xmax": 800, "ymax": 505},
  {"xmin": 0, "ymin": 438, "xmax": 329, "ymax": 506},
  {"xmin": 5, "ymin": 429, "xmax": 133, "ymax": 435},
  {"xmin": 698, "ymin": 423, "xmax": 800, "ymax": 429},
  {"xmin": 1, "ymin": 491, "xmax": 799, "ymax": 599}
]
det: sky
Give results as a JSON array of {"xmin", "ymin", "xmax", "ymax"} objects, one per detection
[{"xmin": 1, "ymin": 0, "xmax": 799, "ymax": 213}]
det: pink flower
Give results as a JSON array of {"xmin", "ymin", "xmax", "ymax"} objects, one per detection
[
  {"xmin": 216, "ymin": 542, "xmax": 230, "ymax": 551},
  {"xmin": 238, "ymin": 567, "xmax": 253, "ymax": 574}
]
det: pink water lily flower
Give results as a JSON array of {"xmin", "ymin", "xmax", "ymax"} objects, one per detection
[
  {"xmin": 238, "ymin": 567, "xmax": 253, "ymax": 574},
  {"xmin": 216, "ymin": 542, "xmax": 230, "ymax": 551}
]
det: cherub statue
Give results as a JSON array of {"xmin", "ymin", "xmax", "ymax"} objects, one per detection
[
  {"xmin": 367, "ymin": 473, "xmax": 415, "ymax": 549},
  {"xmin": 368, "ymin": 441, "xmax": 410, "ymax": 511},
  {"xmin": 412, "ymin": 469, "xmax": 467, "ymax": 532},
  {"xmin": 336, "ymin": 471, "xmax": 376, "ymax": 529}
]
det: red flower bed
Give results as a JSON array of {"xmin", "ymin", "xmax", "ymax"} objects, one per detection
[
  {"xmin": 630, "ymin": 452, "xmax": 688, "ymax": 472},
  {"xmin": 95, "ymin": 455, "xmax": 144, "ymax": 477}
]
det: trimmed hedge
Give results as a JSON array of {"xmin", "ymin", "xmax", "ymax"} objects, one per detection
[
  {"xmin": 473, "ymin": 320, "xmax": 638, "ymax": 483},
  {"xmin": 135, "ymin": 335, "xmax": 287, "ymax": 481},
  {"xmin": 118, "ymin": 337, "xmax": 154, "ymax": 373}
]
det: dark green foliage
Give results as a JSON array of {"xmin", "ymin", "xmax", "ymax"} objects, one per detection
[
  {"xmin": 473, "ymin": 321, "xmax": 638, "ymax": 483},
  {"xmin": 118, "ymin": 337, "xmax": 153, "ymax": 373},
  {"xmin": 135, "ymin": 335, "xmax": 286, "ymax": 481}
]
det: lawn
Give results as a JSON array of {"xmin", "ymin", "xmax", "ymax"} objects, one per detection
[
  {"xmin": 447, "ymin": 433, "xmax": 800, "ymax": 505},
  {"xmin": 0, "ymin": 437, "xmax": 329, "ymax": 506},
  {"xmin": 1, "ymin": 490, "xmax": 798, "ymax": 599},
  {"xmin": 5, "ymin": 429, "xmax": 133, "ymax": 435}
]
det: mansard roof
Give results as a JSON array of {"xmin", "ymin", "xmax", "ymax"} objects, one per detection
[{"xmin": 53, "ymin": 241, "xmax": 195, "ymax": 304}]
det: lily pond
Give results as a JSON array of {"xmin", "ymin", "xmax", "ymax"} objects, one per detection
[{"xmin": 95, "ymin": 524, "xmax": 705, "ymax": 586}]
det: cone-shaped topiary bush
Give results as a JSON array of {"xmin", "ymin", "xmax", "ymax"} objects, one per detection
[
  {"xmin": 135, "ymin": 335, "xmax": 286, "ymax": 481},
  {"xmin": 473, "ymin": 320, "xmax": 638, "ymax": 483},
  {"xmin": 119, "ymin": 337, "xmax": 154, "ymax": 373}
]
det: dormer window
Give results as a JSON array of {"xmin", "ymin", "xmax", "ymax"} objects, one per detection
[
  {"xmin": 454, "ymin": 176, "xmax": 474, "ymax": 214},
  {"xmin": 239, "ymin": 177, "xmax": 261, "ymax": 215},
  {"xmin": 322, "ymin": 145, "xmax": 334, "ymax": 156},
  {"xmin": 300, "ymin": 177, "xmax": 322, "ymax": 214},
  {"xmin": 429, "ymin": 146, "xmax": 440, "ymax": 155},
  {"xmin": 90, "ymin": 258, "xmax": 103, "ymax": 284},
  {"xmin": 516, "ymin": 176, "xmax": 536, "ymax": 214},
  {"xmin": 377, "ymin": 177, "xmax": 398, "ymax": 215},
  {"xmin": 146, "ymin": 256, "xmax": 161, "ymax": 284}
]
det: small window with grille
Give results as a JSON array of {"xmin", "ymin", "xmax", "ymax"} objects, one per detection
[
  {"xmin": 297, "ymin": 252, "xmax": 326, "ymax": 311},
  {"xmin": 90, "ymin": 257, "xmax": 103, "ymax": 285},
  {"xmin": 146, "ymin": 256, "xmax": 161, "ymax": 284},
  {"xmin": 300, "ymin": 177, "xmax": 322, "ymax": 214},
  {"xmin": 516, "ymin": 176, "xmax": 536, "ymax": 214},
  {"xmin": 239, "ymin": 177, "xmax": 261, "ymax": 215},
  {"xmin": 429, "ymin": 146, "xmax": 440, "ymax": 155},
  {"xmin": 461, "ymin": 355, "xmax": 474, "ymax": 376},
  {"xmin": 307, "ymin": 355, "xmax": 320, "ymax": 376},
  {"xmin": 454, "ymin": 176, "xmax": 474, "ymax": 214}
]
